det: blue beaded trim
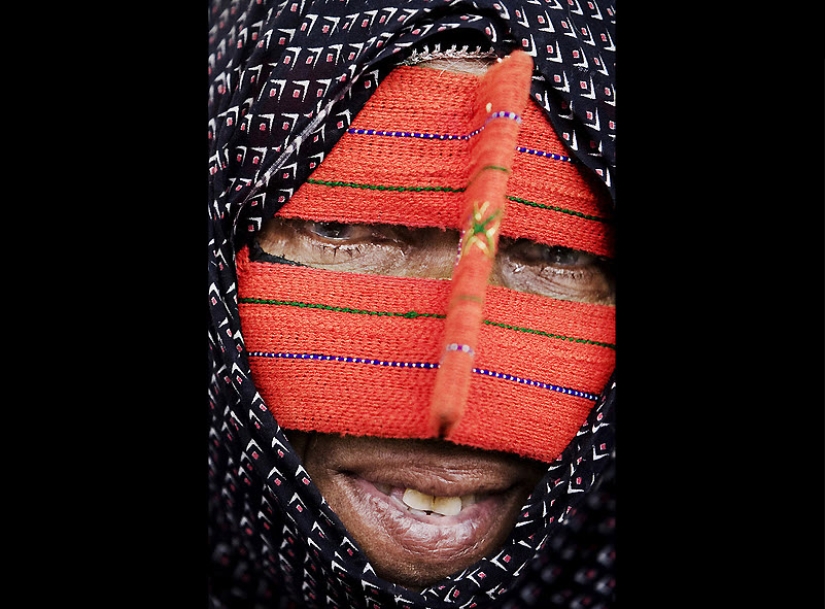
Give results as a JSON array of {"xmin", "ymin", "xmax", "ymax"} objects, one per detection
[
  {"xmin": 248, "ymin": 351, "xmax": 598, "ymax": 401},
  {"xmin": 249, "ymin": 351, "xmax": 438, "ymax": 369},
  {"xmin": 346, "ymin": 110, "xmax": 575, "ymax": 163},
  {"xmin": 347, "ymin": 111, "xmax": 520, "ymax": 142},
  {"xmin": 489, "ymin": 110, "xmax": 521, "ymax": 123},
  {"xmin": 445, "ymin": 343, "xmax": 475, "ymax": 357},
  {"xmin": 473, "ymin": 367, "xmax": 598, "ymax": 400},
  {"xmin": 515, "ymin": 146, "xmax": 574, "ymax": 162}
]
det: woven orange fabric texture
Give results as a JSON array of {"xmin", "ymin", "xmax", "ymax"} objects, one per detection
[
  {"xmin": 276, "ymin": 60, "xmax": 614, "ymax": 256},
  {"xmin": 236, "ymin": 51, "xmax": 616, "ymax": 463},
  {"xmin": 237, "ymin": 248, "xmax": 615, "ymax": 463}
]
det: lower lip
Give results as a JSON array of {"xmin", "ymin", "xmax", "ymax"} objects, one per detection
[{"xmin": 347, "ymin": 476, "xmax": 505, "ymax": 559}]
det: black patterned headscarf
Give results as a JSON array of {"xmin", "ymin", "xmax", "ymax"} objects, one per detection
[{"xmin": 208, "ymin": 1, "xmax": 616, "ymax": 607}]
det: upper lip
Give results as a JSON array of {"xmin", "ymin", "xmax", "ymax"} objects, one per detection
[
  {"xmin": 354, "ymin": 465, "xmax": 513, "ymax": 498},
  {"xmin": 331, "ymin": 445, "xmax": 528, "ymax": 497}
]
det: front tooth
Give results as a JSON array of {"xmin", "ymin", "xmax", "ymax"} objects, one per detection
[
  {"xmin": 432, "ymin": 495, "xmax": 462, "ymax": 516},
  {"xmin": 402, "ymin": 488, "xmax": 434, "ymax": 511},
  {"xmin": 460, "ymin": 494, "xmax": 476, "ymax": 509}
]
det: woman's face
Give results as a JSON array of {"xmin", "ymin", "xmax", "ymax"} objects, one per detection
[{"xmin": 248, "ymin": 58, "xmax": 614, "ymax": 591}]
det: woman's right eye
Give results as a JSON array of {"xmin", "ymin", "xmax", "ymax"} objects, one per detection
[
  {"xmin": 307, "ymin": 221, "xmax": 351, "ymax": 240},
  {"xmin": 304, "ymin": 221, "xmax": 375, "ymax": 243},
  {"xmin": 253, "ymin": 217, "xmax": 412, "ymax": 270}
]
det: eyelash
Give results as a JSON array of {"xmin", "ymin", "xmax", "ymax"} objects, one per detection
[
  {"xmin": 501, "ymin": 238, "xmax": 608, "ymax": 269},
  {"xmin": 301, "ymin": 221, "xmax": 405, "ymax": 260},
  {"xmin": 309, "ymin": 240, "xmax": 366, "ymax": 259},
  {"xmin": 254, "ymin": 217, "xmax": 613, "ymax": 303}
]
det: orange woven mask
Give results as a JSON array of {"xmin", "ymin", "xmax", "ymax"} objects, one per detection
[{"xmin": 237, "ymin": 51, "xmax": 615, "ymax": 463}]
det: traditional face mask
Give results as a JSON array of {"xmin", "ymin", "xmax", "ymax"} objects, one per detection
[{"xmin": 236, "ymin": 51, "xmax": 615, "ymax": 464}]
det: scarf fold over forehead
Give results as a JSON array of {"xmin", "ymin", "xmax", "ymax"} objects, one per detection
[{"xmin": 208, "ymin": 1, "xmax": 616, "ymax": 607}]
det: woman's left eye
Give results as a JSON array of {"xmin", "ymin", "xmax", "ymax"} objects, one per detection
[
  {"xmin": 507, "ymin": 240, "xmax": 592, "ymax": 267},
  {"xmin": 498, "ymin": 237, "xmax": 615, "ymax": 303}
]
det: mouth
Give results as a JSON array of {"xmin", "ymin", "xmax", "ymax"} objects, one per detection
[
  {"xmin": 346, "ymin": 470, "xmax": 515, "ymax": 554},
  {"xmin": 294, "ymin": 435, "xmax": 545, "ymax": 590}
]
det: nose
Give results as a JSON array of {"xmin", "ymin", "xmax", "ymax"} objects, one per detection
[{"xmin": 428, "ymin": 51, "xmax": 534, "ymax": 438}]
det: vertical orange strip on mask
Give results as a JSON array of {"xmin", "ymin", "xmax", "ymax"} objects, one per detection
[{"xmin": 428, "ymin": 50, "xmax": 534, "ymax": 437}]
